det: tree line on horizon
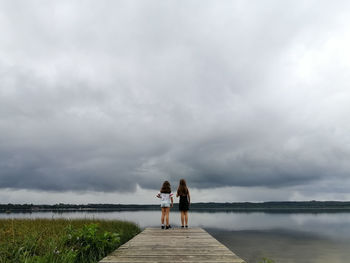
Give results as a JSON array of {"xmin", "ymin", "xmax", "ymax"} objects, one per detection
[{"xmin": 1, "ymin": 201, "xmax": 350, "ymax": 212}]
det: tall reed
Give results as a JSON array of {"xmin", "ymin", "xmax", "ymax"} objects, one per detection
[{"xmin": 0, "ymin": 218, "xmax": 140, "ymax": 263}]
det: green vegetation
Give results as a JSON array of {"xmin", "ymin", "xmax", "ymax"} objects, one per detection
[
  {"xmin": 259, "ymin": 257, "xmax": 275, "ymax": 263},
  {"xmin": 0, "ymin": 218, "xmax": 140, "ymax": 263}
]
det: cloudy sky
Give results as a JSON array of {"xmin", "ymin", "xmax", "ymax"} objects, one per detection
[{"xmin": 1, "ymin": 0, "xmax": 350, "ymax": 204}]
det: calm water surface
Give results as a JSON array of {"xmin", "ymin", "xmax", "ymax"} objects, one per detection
[{"xmin": 1, "ymin": 211, "xmax": 350, "ymax": 263}]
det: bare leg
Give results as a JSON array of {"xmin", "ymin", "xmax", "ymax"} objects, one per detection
[
  {"xmin": 181, "ymin": 211, "xmax": 185, "ymax": 226},
  {"xmin": 161, "ymin": 208, "xmax": 166, "ymax": 225},
  {"xmin": 184, "ymin": 211, "xmax": 188, "ymax": 226},
  {"xmin": 165, "ymin": 207, "xmax": 170, "ymax": 226}
]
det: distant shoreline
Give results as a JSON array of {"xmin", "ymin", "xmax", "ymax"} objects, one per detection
[{"xmin": 2, "ymin": 201, "xmax": 350, "ymax": 213}]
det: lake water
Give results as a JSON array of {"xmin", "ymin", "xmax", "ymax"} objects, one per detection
[{"xmin": 1, "ymin": 210, "xmax": 350, "ymax": 263}]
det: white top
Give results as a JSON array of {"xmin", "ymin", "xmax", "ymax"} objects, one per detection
[{"xmin": 157, "ymin": 192, "xmax": 174, "ymax": 205}]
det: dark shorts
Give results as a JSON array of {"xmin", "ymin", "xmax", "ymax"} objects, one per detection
[{"xmin": 179, "ymin": 196, "xmax": 189, "ymax": 211}]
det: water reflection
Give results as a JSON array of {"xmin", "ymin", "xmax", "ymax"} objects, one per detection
[
  {"xmin": 2, "ymin": 211, "xmax": 350, "ymax": 262},
  {"xmin": 2, "ymin": 210, "xmax": 350, "ymax": 241}
]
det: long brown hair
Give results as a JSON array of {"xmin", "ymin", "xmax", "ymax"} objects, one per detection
[
  {"xmin": 160, "ymin": 181, "xmax": 171, "ymax": 193},
  {"xmin": 177, "ymin": 178, "xmax": 188, "ymax": 196}
]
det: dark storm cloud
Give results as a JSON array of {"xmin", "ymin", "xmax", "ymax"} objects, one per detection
[{"xmin": 1, "ymin": 0, "xmax": 350, "ymax": 192}]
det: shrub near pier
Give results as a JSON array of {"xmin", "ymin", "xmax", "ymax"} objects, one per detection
[{"xmin": 0, "ymin": 218, "xmax": 140, "ymax": 263}]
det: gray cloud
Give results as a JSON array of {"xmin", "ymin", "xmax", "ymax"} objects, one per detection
[{"xmin": 1, "ymin": 0, "xmax": 350, "ymax": 194}]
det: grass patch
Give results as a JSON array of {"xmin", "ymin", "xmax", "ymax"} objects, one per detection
[
  {"xmin": 0, "ymin": 218, "xmax": 140, "ymax": 263},
  {"xmin": 259, "ymin": 257, "xmax": 275, "ymax": 263}
]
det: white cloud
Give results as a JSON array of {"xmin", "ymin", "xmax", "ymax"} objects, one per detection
[{"xmin": 1, "ymin": 0, "xmax": 350, "ymax": 202}]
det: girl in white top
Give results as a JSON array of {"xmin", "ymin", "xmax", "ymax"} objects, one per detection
[{"xmin": 156, "ymin": 180, "xmax": 173, "ymax": 229}]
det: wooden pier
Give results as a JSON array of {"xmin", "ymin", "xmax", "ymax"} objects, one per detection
[{"xmin": 99, "ymin": 227, "xmax": 246, "ymax": 263}]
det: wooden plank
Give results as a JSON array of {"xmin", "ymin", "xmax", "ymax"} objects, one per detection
[{"xmin": 99, "ymin": 227, "xmax": 246, "ymax": 263}]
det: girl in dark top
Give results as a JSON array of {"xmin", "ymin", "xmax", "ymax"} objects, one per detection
[{"xmin": 176, "ymin": 179, "xmax": 190, "ymax": 228}]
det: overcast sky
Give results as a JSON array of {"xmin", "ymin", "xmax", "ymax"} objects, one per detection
[{"xmin": 1, "ymin": 0, "xmax": 350, "ymax": 204}]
